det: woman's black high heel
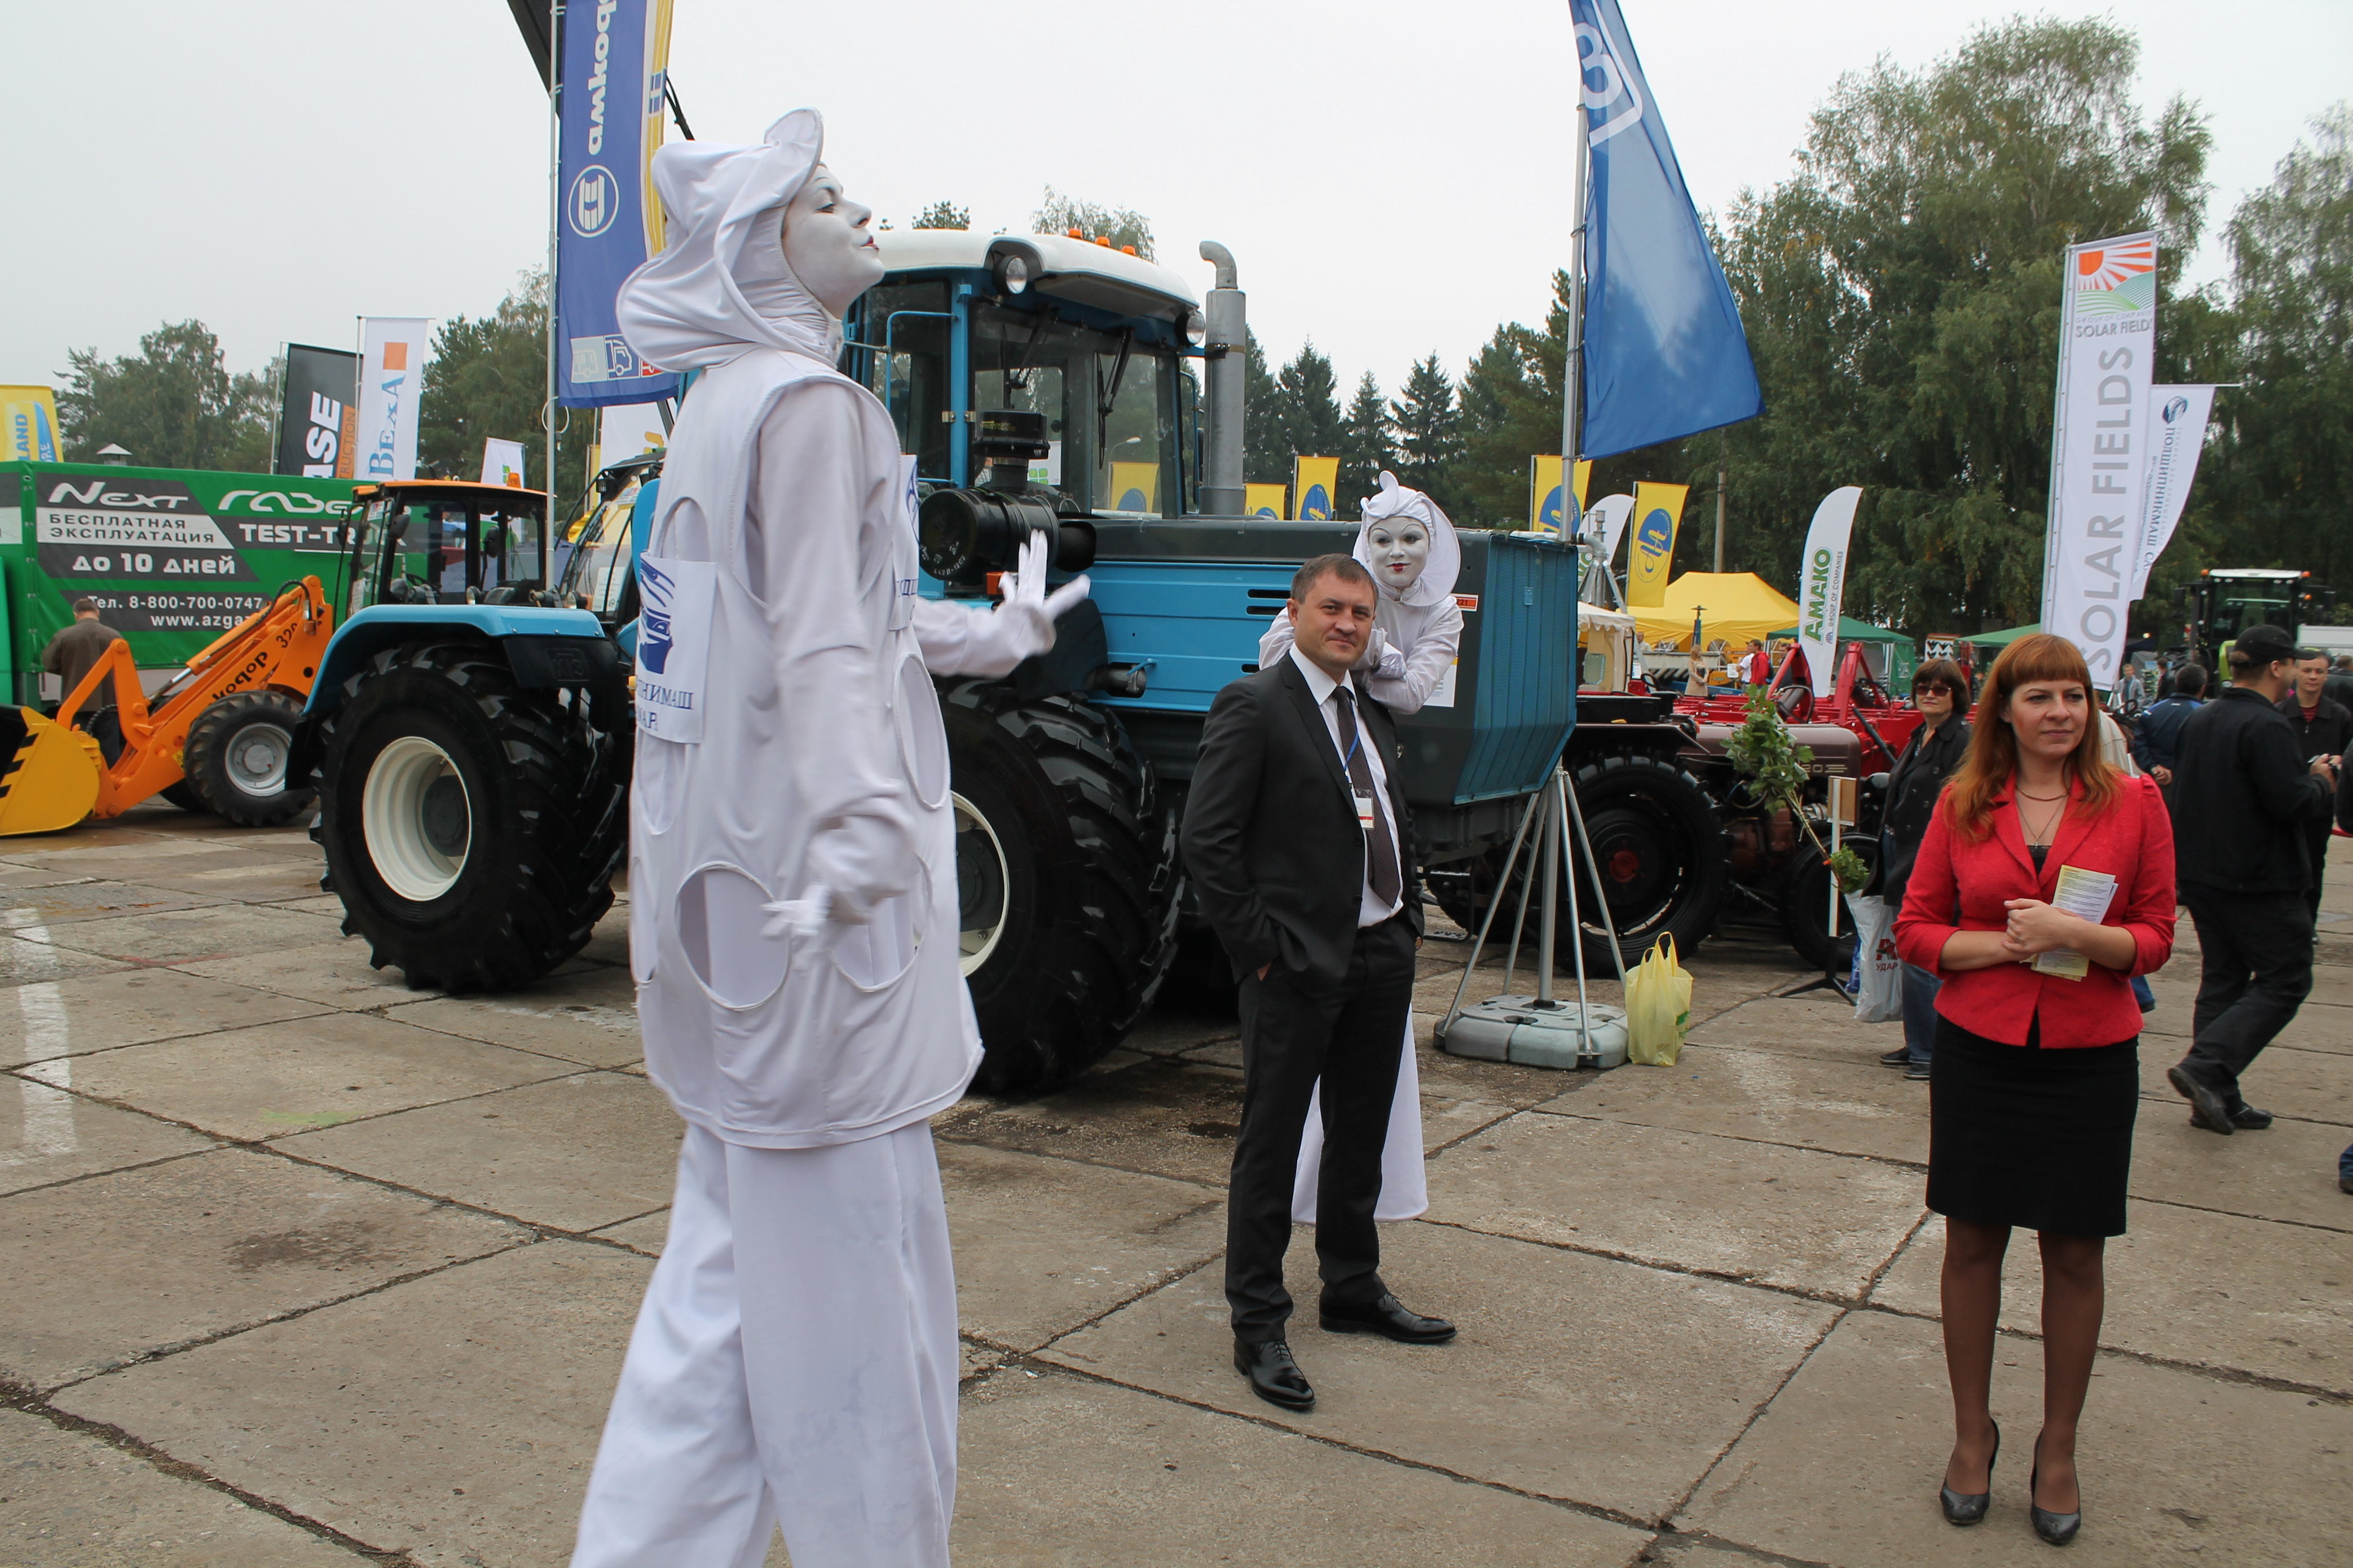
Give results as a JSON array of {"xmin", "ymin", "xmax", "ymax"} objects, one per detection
[
  {"xmin": 2030, "ymin": 1459, "xmax": 2082, "ymax": 1546},
  {"xmin": 1940, "ymin": 1420, "xmax": 1999, "ymax": 1526}
]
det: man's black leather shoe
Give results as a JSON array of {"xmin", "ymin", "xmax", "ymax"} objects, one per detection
[
  {"xmin": 1878, "ymin": 1046, "xmax": 1915, "ymax": 1067},
  {"xmin": 1234, "ymin": 1339, "xmax": 1314, "ymax": 1411},
  {"xmin": 2168, "ymin": 1065, "xmax": 2234, "ymax": 1136},
  {"xmin": 1319, "ymin": 1293, "xmax": 1457, "ymax": 1344},
  {"xmin": 2191, "ymin": 1102, "xmax": 2273, "ymax": 1132}
]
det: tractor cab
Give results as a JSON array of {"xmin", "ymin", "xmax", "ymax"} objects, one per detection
[
  {"xmin": 556, "ymin": 451, "xmax": 661, "ymax": 632},
  {"xmin": 345, "ymin": 480, "xmax": 552, "ymax": 613}
]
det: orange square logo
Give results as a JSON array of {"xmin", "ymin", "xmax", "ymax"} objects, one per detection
[{"xmin": 381, "ymin": 341, "xmax": 409, "ymax": 371}]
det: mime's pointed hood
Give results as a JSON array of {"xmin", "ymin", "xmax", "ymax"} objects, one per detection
[
  {"xmin": 1355, "ymin": 471, "xmax": 1461, "ymax": 607},
  {"xmin": 616, "ymin": 109, "xmax": 840, "ymax": 372}
]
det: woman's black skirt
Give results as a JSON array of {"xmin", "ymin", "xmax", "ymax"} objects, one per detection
[{"xmin": 1927, "ymin": 1016, "xmax": 2138, "ymax": 1237}]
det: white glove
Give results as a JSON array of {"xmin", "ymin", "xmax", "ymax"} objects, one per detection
[
  {"xmin": 1375, "ymin": 640, "xmax": 1407, "ymax": 681},
  {"xmin": 1353, "ymin": 625, "xmax": 1404, "ymax": 679},
  {"xmin": 988, "ymin": 531, "xmax": 1091, "ymax": 664},
  {"xmin": 762, "ymin": 883, "xmax": 845, "ymax": 940}
]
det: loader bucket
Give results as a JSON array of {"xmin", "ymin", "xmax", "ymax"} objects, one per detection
[{"xmin": 0, "ymin": 708, "xmax": 102, "ymax": 836}]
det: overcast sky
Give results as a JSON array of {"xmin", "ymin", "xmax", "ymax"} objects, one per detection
[{"xmin": 5, "ymin": 1, "xmax": 2346, "ymax": 405}]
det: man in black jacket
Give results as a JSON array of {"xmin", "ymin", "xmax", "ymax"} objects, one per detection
[
  {"xmin": 2281, "ymin": 648, "xmax": 2353, "ymax": 921},
  {"xmin": 2131, "ymin": 662, "xmax": 2205, "ymax": 795},
  {"xmin": 2167, "ymin": 625, "xmax": 2339, "ymax": 1136},
  {"xmin": 1181, "ymin": 553, "xmax": 1449, "ymax": 1414}
]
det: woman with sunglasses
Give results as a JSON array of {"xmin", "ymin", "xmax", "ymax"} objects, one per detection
[{"xmin": 1871, "ymin": 659, "xmax": 1974, "ymax": 1079}]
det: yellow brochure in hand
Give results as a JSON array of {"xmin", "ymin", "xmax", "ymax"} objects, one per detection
[{"xmin": 2031, "ymin": 865, "xmax": 2119, "ymax": 980}]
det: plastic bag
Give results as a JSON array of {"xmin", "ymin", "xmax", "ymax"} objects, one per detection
[
  {"xmin": 1626, "ymin": 935, "xmax": 1694, "ymax": 1066},
  {"xmin": 1845, "ymin": 892, "xmax": 1901, "ymax": 1024}
]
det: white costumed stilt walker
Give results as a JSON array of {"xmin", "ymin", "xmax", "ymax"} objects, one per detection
[
  {"xmin": 571, "ymin": 112, "xmax": 1085, "ymax": 1568},
  {"xmin": 1259, "ymin": 473, "xmax": 1462, "ymax": 1222}
]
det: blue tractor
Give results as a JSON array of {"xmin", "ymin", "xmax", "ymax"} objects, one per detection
[{"xmin": 300, "ymin": 234, "xmax": 1582, "ymax": 1090}]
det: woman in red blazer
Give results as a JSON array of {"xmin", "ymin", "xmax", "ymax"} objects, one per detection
[{"xmin": 1895, "ymin": 635, "xmax": 2175, "ymax": 1546}]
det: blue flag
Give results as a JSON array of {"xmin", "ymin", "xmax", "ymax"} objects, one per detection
[
  {"xmin": 1568, "ymin": 0, "xmax": 1763, "ymax": 458},
  {"xmin": 556, "ymin": 0, "xmax": 681, "ymax": 408}
]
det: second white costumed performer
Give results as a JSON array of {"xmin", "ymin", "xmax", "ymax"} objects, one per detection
[
  {"xmin": 569, "ymin": 112, "xmax": 1088, "ymax": 1568},
  {"xmin": 1258, "ymin": 472, "xmax": 1461, "ymax": 1222}
]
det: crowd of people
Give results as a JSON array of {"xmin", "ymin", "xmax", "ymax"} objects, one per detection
[{"xmin": 1867, "ymin": 625, "xmax": 2349, "ymax": 1547}]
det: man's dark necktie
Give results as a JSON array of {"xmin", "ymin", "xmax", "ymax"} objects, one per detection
[{"xmin": 1332, "ymin": 686, "xmax": 1402, "ymax": 907}]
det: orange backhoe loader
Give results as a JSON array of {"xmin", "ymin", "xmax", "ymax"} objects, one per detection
[{"xmin": 0, "ymin": 576, "xmax": 336, "ymax": 836}]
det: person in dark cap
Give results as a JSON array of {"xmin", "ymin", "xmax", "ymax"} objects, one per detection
[
  {"xmin": 2281, "ymin": 648, "xmax": 2353, "ymax": 921},
  {"xmin": 2165, "ymin": 625, "xmax": 2338, "ymax": 1136}
]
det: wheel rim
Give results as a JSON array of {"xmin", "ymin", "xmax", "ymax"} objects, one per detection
[
  {"xmin": 952, "ymin": 791, "xmax": 1009, "ymax": 976},
  {"xmin": 362, "ymin": 736, "xmax": 471, "ymax": 901},
  {"xmin": 225, "ymin": 722, "xmax": 292, "ymax": 797},
  {"xmin": 1579, "ymin": 791, "xmax": 1694, "ymax": 941}
]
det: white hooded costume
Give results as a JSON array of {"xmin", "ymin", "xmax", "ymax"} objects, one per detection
[
  {"xmin": 572, "ymin": 112, "xmax": 1077, "ymax": 1568},
  {"xmin": 1257, "ymin": 473, "xmax": 1463, "ymax": 1223}
]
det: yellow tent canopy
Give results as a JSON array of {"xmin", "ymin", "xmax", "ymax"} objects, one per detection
[{"xmin": 1631, "ymin": 572, "xmax": 1803, "ymax": 650}]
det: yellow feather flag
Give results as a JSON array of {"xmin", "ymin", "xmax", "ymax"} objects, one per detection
[
  {"xmin": 1527, "ymin": 456, "xmax": 1592, "ymax": 532},
  {"xmin": 1291, "ymin": 456, "xmax": 1339, "ymax": 521},
  {"xmin": 1108, "ymin": 462, "xmax": 1161, "ymax": 515},
  {"xmin": 1244, "ymin": 482, "xmax": 1288, "ymax": 519},
  {"xmin": 1626, "ymin": 481, "xmax": 1688, "ymax": 607}
]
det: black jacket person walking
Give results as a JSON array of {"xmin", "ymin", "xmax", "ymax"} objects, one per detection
[
  {"xmin": 2167, "ymin": 625, "xmax": 2338, "ymax": 1135},
  {"xmin": 1181, "ymin": 553, "xmax": 1450, "ymax": 1415}
]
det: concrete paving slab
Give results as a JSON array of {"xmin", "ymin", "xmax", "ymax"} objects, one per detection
[
  {"xmin": 2139, "ymin": 994, "xmax": 2353, "ymax": 1059},
  {"xmin": 1868, "ymin": 1202, "xmax": 2352, "ymax": 1394},
  {"xmin": 2135, "ymin": 1040, "xmax": 2352, "ymax": 1125},
  {"xmin": 0, "ymin": 1089, "xmax": 213, "ymax": 1196},
  {"xmin": 1038, "ymin": 1221, "xmax": 1837, "ymax": 1523},
  {"xmin": 172, "ymin": 941, "xmax": 443, "ymax": 1010},
  {"xmin": 0, "ymin": 864, "xmax": 92, "ymax": 888},
  {"xmin": 0, "ymin": 935, "xmax": 129, "ymax": 987},
  {"xmin": 1121, "ymin": 1005, "xmax": 1235, "ymax": 1058},
  {"xmin": 28, "ymin": 905, "xmax": 344, "ymax": 965},
  {"xmin": 382, "ymin": 969, "xmax": 642, "ymax": 1070},
  {"xmin": 279, "ymin": 1072, "xmax": 684, "ymax": 1233},
  {"xmin": 941, "ymin": 1056, "xmax": 1246, "ymax": 1187},
  {"xmin": 952, "ymin": 1372, "xmax": 1649, "ymax": 1566},
  {"xmin": 2130, "ymin": 1106, "xmax": 2353, "ymax": 1232},
  {"xmin": 0, "ymin": 1146, "xmax": 525, "ymax": 1389},
  {"xmin": 131, "ymin": 859, "xmax": 327, "ymax": 902},
  {"xmin": 0, "ymin": 1406, "xmax": 368, "ymax": 1567},
  {"xmin": 0, "ymin": 835, "xmax": 248, "ymax": 870},
  {"xmin": 59, "ymin": 1014, "xmax": 578, "ymax": 1143},
  {"xmin": 1434, "ymin": 1110, "xmax": 1924, "ymax": 1300},
  {"xmin": 261, "ymin": 895, "xmax": 350, "ymax": 916},
  {"xmin": 587, "ymin": 1207, "xmax": 668, "ymax": 1254},
  {"xmin": 1541, "ymin": 1043, "xmax": 1930, "ymax": 1165},
  {"xmin": 940, "ymin": 1142, "xmax": 1223, "ymax": 1353},
  {"xmin": 0, "ymin": 881, "xmax": 226, "ymax": 928},
  {"xmin": 1678, "ymin": 1308, "xmax": 2353, "ymax": 1567},
  {"xmin": 54, "ymin": 1241, "xmax": 645, "ymax": 1568},
  {"xmin": 1681, "ymin": 992, "xmax": 1907, "ymax": 1066},
  {"xmin": 0, "ymin": 970, "xmax": 329, "ymax": 1066}
]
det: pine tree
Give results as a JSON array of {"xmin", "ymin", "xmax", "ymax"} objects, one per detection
[
  {"xmin": 1275, "ymin": 341, "xmax": 1344, "ymax": 466},
  {"xmin": 1388, "ymin": 355, "xmax": 1462, "ymax": 517},
  {"xmin": 1243, "ymin": 329, "xmax": 1286, "ymax": 484},
  {"xmin": 1335, "ymin": 372, "xmax": 1394, "ymax": 512}
]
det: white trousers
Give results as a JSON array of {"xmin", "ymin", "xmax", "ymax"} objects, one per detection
[
  {"xmin": 1292, "ymin": 1017, "xmax": 1428, "ymax": 1223},
  {"xmin": 571, "ymin": 1120, "xmax": 958, "ymax": 1568}
]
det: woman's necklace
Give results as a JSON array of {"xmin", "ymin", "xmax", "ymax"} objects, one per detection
[{"xmin": 2018, "ymin": 796, "xmax": 2065, "ymax": 846}]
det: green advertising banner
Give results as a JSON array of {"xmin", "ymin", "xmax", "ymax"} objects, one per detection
[{"xmin": 5, "ymin": 462, "xmax": 362, "ymax": 700}]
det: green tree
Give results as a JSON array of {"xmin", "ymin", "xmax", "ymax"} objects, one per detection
[
  {"xmin": 1715, "ymin": 17, "xmax": 2211, "ymax": 634},
  {"xmin": 1032, "ymin": 187, "xmax": 1154, "ymax": 259},
  {"xmin": 1334, "ymin": 371, "xmax": 1394, "ymax": 507},
  {"xmin": 416, "ymin": 271, "xmax": 594, "ymax": 501},
  {"xmin": 54, "ymin": 321, "xmax": 274, "ymax": 472},
  {"xmin": 910, "ymin": 200, "xmax": 968, "ymax": 230},
  {"xmin": 1272, "ymin": 341, "xmax": 1344, "ymax": 465},
  {"xmin": 1388, "ymin": 355, "xmax": 1462, "ymax": 518},
  {"xmin": 1242, "ymin": 329, "xmax": 1286, "ymax": 484},
  {"xmin": 2204, "ymin": 104, "xmax": 2353, "ymax": 589}
]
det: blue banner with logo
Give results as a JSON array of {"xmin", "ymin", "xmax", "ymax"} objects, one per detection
[
  {"xmin": 1567, "ymin": 0, "xmax": 1762, "ymax": 458},
  {"xmin": 556, "ymin": 0, "xmax": 679, "ymax": 408}
]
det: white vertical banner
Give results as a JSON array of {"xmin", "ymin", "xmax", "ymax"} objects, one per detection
[
  {"xmin": 481, "ymin": 438, "xmax": 527, "ymax": 488},
  {"xmin": 2128, "ymin": 383, "xmax": 2216, "ymax": 599},
  {"xmin": 356, "ymin": 317, "xmax": 429, "ymax": 482},
  {"xmin": 1797, "ymin": 486, "xmax": 1861, "ymax": 697},
  {"xmin": 1585, "ymin": 493, "xmax": 1635, "ymax": 566},
  {"xmin": 595, "ymin": 402, "xmax": 669, "ymax": 463},
  {"xmin": 2042, "ymin": 232, "xmax": 2159, "ymax": 686}
]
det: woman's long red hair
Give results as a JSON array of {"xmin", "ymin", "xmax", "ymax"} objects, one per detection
[{"xmin": 1939, "ymin": 633, "xmax": 2121, "ymax": 840}]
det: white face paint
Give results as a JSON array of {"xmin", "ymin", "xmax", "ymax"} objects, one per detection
[
  {"xmin": 780, "ymin": 164, "xmax": 883, "ymax": 317},
  {"xmin": 1366, "ymin": 521, "xmax": 1430, "ymax": 590}
]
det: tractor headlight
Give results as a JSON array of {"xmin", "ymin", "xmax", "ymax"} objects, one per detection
[
  {"xmin": 1182, "ymin": 309, "xmax": 1207, "ymax": 349},
  {"xmin": 996, "ymin": 253, "xmax": 1031, "ymax": 295}
]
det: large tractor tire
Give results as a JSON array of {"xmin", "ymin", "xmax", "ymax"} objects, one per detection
[
  {"xmin": 310, "ymin": 641, "xmax": 628, "ymax": 991},
  {"xmin": 1431, "ymin": 750, "xmax": 1728, "ymax": 972},
  {"xmin": 159, "ymin": 782, "xmax": 206, "ymax": 812},
  {"xmin": 1782, "ymin": 835, "xmax": 1875, "ymax": 976},
  {"xmin": 942, "ymin": 682, "xmax": 1181, "ymax": 1093},
  {"xmin": 183, "ymin": 691, "xmax": 314, "ymax": 827}
]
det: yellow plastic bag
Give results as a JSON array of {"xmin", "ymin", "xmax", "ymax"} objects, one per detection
[{"xmin": 1625, "ymin": 935, "xmax": 1694, "ymax": 1066}]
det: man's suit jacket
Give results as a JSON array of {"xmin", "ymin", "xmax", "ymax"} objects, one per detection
[{"xmin": 1181, "ymin": 655, "xmax": 1424, "ymax": 986}]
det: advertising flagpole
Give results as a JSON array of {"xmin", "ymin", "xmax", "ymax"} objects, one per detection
[
  {"xmin": 544, "ymin": 0, "xmax": 562, "ymax": 534},
  {"xmin": 1562, "ymin": 89, "xmax": 1588, "ymax": 500}
]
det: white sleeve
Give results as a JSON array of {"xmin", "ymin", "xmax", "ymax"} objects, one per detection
[
  {"xmin": 1366, "ymin": 602, "xmax": 1462, "ymax": 715},
  {"xmin": 1257, "ymin": 609, "xmax": 1297, "ymax": 669},
  {"xmin": 911, "ymin": 593, "xmax": 1053, "ymax": 678},
  {"xmin": 745, "ymin": 385, "xmax": 919, "ymax": 925}
]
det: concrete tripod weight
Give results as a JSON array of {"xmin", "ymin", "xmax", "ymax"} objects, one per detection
[{"xmin": 1435, "ymin": 763, "xmax": 1633, "ymax": 1069}]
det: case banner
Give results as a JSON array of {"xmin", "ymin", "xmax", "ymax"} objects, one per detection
[{"xmin": 274, "ymin": 345, "xmax": 358, "ymax": 478}]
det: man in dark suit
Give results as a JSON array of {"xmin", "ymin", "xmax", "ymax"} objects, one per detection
[{"xmin": 1181, "ymin": 553, "xmax": 1452, "ymax": 1414}]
